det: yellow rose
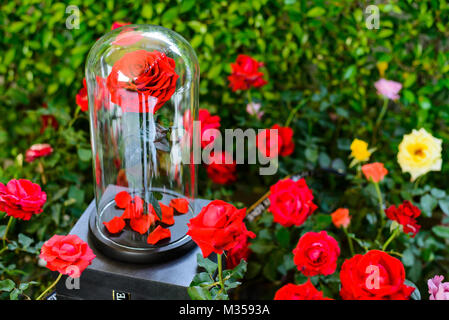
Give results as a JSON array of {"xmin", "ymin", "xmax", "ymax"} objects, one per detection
[
  {"xmin": 350, "ymin": 139, "xmax": 371, "ymax": 162},
  {"xmin": 397, "ymin": 128, "xmax": 442, "ymax": 181}
]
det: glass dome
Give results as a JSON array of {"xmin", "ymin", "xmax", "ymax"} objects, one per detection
[{"xmin": 85, "ymin": 25, "xmax": 199, "ymax": 262}]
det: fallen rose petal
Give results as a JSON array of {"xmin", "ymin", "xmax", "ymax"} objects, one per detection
[
  {"xmin": 115, "ymin": 191, "xmax": 132, "ymax": 208},
  {"xmin": 129, "ymin": 214, "xmax": 156, "ymax": 234},
  {"xmin": 147, "ymin": 226, "xmax": 171, "ymax": 245},
  {"xmin": 169, "ymin": 198, "xmax": 189, "ymax": 214},
  {"xmin": 158, "ymin": 202, "xmax": 175, "ymax": 225},
  {"xmin": 103, "ymin": 216, "xmax": 125, "ymax": 234}
]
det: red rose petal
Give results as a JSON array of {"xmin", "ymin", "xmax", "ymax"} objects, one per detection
[
  {"xmin": 129, "ymin": 214, "xmax": 156, "ymax": 234},
  {"xmin": 103, "ymin": 216, "xmax": 126, "ymax": 234},
  {"xmin": 115, "ymin": 191, "xmax": 132, "ymax": 208},
  {"xmin": 147, "ymin": 226, "xmax": 171, "ymax": 245},
  {"xmin": 169, "ymin": 198, "xmax": 189, "ymax": 214},
  {"xmin": 159, "ymin": 202, "xmax": 175, "ymax": 225},
  {"xmin": 121, "ymin": 196, "xmax": 144, "ymax": 219}
]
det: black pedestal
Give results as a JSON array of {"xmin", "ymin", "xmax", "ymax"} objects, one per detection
[{"xmin": 55, "ymin": 199, "xmax": 210, "ymax": 300}]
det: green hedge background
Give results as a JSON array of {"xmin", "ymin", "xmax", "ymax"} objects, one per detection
[{"xmin": 1, "ymin": 0, "xmax": 449, "ymax": 298}]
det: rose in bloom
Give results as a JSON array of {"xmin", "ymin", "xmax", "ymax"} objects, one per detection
[
  {"xmin": 350, "ymin": 139, "xmax": 372, "ymax": 162},
  {"xmin": 268, "ymin": 178, "xmax": 317, "ymax": 227},
  {"xmin": 293, "ymin": 231, "xmax": 340, "ymax": 277},
  {"xmin": 198, "ymin": 109, "xmax": 221, "ymax": 149},
  {"xmin": 40, "ymin": 235, "xmax": 95, "ymax": 278},
  {"xmin": 397, "ymin": 128, "xmax": 442, "ymax": 181},
  {"xmin": 0, "ymin": 179, "xmax": 47, "ymax": 221},
  {"xmin": 228, "ymin": 54, "xmax": 267, "ymax": 91},
  {"xmin": 205, "ymin": 151, "xmax": 237, "ymax": 185},
  {"xmin": 187, "ymin": 200, "xmax": 255, "ymax": 257},
  {"xmin": 274, "ymin": 280, "xmax": 332, "ymax": 300},
  {"xmin": 374, "ymin": 78, "xmax": 402, "ymax": 100},
  {"xmin": 362, "ymin": 162, "xmax": 388, "ymax": 183},
  {"xmin": 246, "ymin": 102, "xmax": 264, "ymax": 119},
  {"xmin": 340, "ymin": 250, "xmax": 415, "ymax": 300},
  {"xmin": 107, "ymin": 50, "xmax": 178, "ymax": 113},
  {"xmin": 257, "ymin": 124, "xmax": 295, "ymax": 158},
  {"xmin": 76, "ymin": 78, "xmax": 88, "ymax": 112},
  {"xmin": 25, "ymin": 144, "xmax": 53, "ymax": 163},
  {"xmin": 226, "ymin": 233, "xmax": 253, "ymax": 269},
  {"xmin": 331, "ymin": 208, "xmax": 351, "ymax": 229},
  {"xmin": 385, "ymin": 201, "xmax": 421, "ymax": 237},
  {"xmin": 428, "ymin": 275, "xmax": 449, "ymax": 300}
]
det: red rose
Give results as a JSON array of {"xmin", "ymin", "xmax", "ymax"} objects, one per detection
[
  {"xmin": 25, "ymin": 144, "xmax": 53, "ymax": 163},
  {"xmin": 268, "ymin": 178, "xmax": 317, "ymax": 227},
  {"xmin": 226, "ymin": 232, "xmax": 255, "ymax": 269},
  {"xmin": 228, "ymin": 54, "xmax": 267, "ymax": 91},
  {"xmin": 205, "ymin": 151, "xmax": 237, "ymax": 185},
  {"xmin": 340, "ymin": 250, "xmax": 415, "ymax": 300},
  {"xmin": 385, "ymin": 201, "xmax": 421, "ymax": 237},
  {"xmin": 187, "ymin": 200, "xmax": 255, "ymax": 257},
  {"xmin": 293, "ymin": 231, "xmax": 340, "ymax": 277},
  {"xmin": 40, "ymin": 235, "xmax": 96, "ymax": 278},
  {"xmin": 76, "ymin": 78, "xmax": 88, "ymax": 112},
  {"xmin": 0, "ymin": 179, "xmax": 47, "ymax": 221},
  {"xmin": 198, "ymin": 109, "xmax": 221, "ymax": 148},
  {"xmin": 257, "ymin": 124, "xmax": 294, "ymax": 158},
  {"xmin": 106, "ymin": 50, "xmax": 178, "ymax": 113},
  {"xmin": 274, "ymin": 279, "xmax": 333, "ymax": 300},
  {"xmin": 361, "ymin": 162, "xmax": 388, "ymax": 183}
]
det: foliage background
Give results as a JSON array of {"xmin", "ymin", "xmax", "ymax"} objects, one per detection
[{"xmin": 0, "ymin": 0, "xmax": 449, "ymax": 298}]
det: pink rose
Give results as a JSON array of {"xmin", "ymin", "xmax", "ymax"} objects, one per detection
[
  {"xmin": 25, "ymin": 144, "xmax": 53, "ymax": 163},
  {"xmin": 246, "ymin": 102, "xmax": 264, "ymax": 119},
  {"xmin": 374, "ymin": 78, "xmax": 402, "ymax": 100},
  {"xmin": 428, "ymin": 275, "xmax": 449, "ymax": 300},
  {"xmin": 0, "ymin": 179, "xmax": 47, "ymax": 220}
]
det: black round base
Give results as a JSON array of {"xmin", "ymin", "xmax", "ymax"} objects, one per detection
[{"xmin": 88, "ymin": 211, "xmax": 196, "ymax": 264}]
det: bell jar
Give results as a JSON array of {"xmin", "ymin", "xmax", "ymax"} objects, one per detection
[{"xmin": 85, "ymin": 25, "xmax": 199, "ymax": 263}]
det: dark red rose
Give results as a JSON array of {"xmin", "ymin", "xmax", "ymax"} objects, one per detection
[
  {"xmin": 268, "ymin": 178, "xmax": 317, "ymax": 227},
  {"xmin": 293, "ymin": 231, "xmax": 340, "ymax": 277},
  {"xmin": 228, "ymin": 54, "xmax": 267, "ymax": 91},
  {"xmin": 25, "ymin": 144, "xmax": 53, "ymax": 163},
  {"xmin": 40, "ymin": 234, "xmax": 96, "ymax": 278},
  {"xmin": 106, "ymin": 50, "xmax": 178, "ymax": 113},
  {"xmin": 257, "ymin": 124, "xmax": 294, "ymax": 158},
  {"xmin": 187, "ymin": 200, "xmax": 255, "ymax": 257},
  {"xmin": 76, "ymin": 78, "xmax": 88, "ymax": 112},
  {"xmin": 385, "ymin": 201, "xmax": 421, "ymax": 237},
  {"xmin": 226, "ymin": 232, "xmax": 255, "ymax": 269},
  {"xmin": 198, "ymin": 109, "xmax": 221, "ymax": 149},
  {"xmin": 274, "ymin": 279, "xmax": 333, "ymax": 300},
  {"xmin": 0, "ymin": 179, "xmax": 47, "ymax": 221},
  {"xmin": 340, "ymin": 250, "xmax": 415, "ymax": 300},
  {"xmin": 205, "ymin": 151, "xmax": 237, "ymax": 185}
]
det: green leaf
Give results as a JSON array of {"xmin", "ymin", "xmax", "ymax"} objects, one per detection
[
  {"xmin": 432, "ymin": 226, "xmax": 449, "ymax": 238},
  {"xmin": 196, "ymin": 254, "xmax": 218, "ymax": 275},
  {"xmin": 77, "ymin": 148, "xmax": 92, "ymax": 162},
  {"xmin": 420, "ymin": 194, "xmax": 438, "ymax": 217},
  {"xmin": 187, "ymin": 286, "xmax": 212, "ymax": 300},
  {"xmin": 439, "ymin": 199, "xmax": 449, "ymax": 215},
  {"xmin": 228, "ymin": 259, "xmax": 247, "ymax": 280},
  {"xmin": 148, "ymin": 194, "xmax": 162, "ymax": 220},
  {"xmin": 0, "ymin": 279, "xmax": 15, "ymax": 292},
  {"xmin": 275, "ymin": 227, "xmax": 290, "ymax": 248},
  {"xmin": 307, "ymin": 7, "xmax": 326, "ymax": 17},
  {"xmin": 18, "ymin": 233, "xmax": 34, "ymax": 248},
  {"xmin": 190, "ymin": 272, "xmax": 213, "ymax": 286}
]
